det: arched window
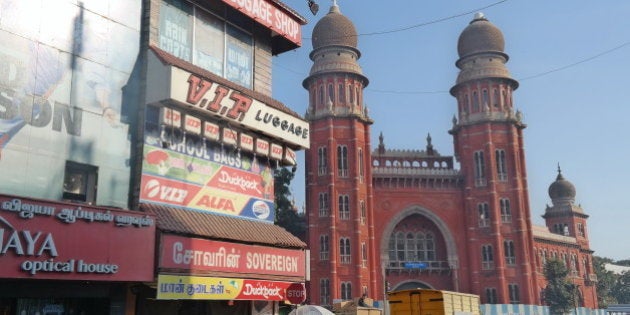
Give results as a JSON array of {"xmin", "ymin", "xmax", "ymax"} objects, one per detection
[
  {"xmin": 338, "ymin": 83, "xmax": 345, "ymax": 103},
  {"xmin": 415, "ymin": 232, "xmax": 436, "ymax": 261},
  {"xmin": 482, "ymin": 244, "xmax": 494, "ymax": 269},
  {"xmin": 406, "ymin": 233, "xmax": 416, "ymax": 261},
  {"xmin": 474, "ymin": 151, "xmax": 486, "ymax": 186},
  {"xmin": 340, "ymin": 237, "xmax": 351, "ymax": 264},
  {"xmin": 493, "ymin": 89, "xmax": 499, "ymax": 108},
  {"xmin": 337, "ymin": 145, "xmax": 348, "ymax": 177},
  {"xmin": 360, "ymin": 200, "xmax": 366, "ymax": 224},
  {"xmin": 504, "ymin": 240, "xmax": 516, "ymax": 265},
  {"xmin": 318, "ymin": 192, "xmax": 329, "ymax": 217},
  {"xmin": 361, "ymin": 242, "xmax": 368, "ymax": 267},
  {"xmin": 508, "ymin": 284, "xmax": 520, "ymax": 304},
  {"xmin": 463, "ymin": 94, "xmax": 469, "ymax": 113},
  {"xmin": 319, "ymin": 86, "xmax": 324, "ymax": 106},
  {"xmin": 485, "ymin": 288, "xmax": 498, "ymax": 304},
  {"xmin": 339, "ymin": 195, "xmax": 350, "ymax": 220},
  {"xmin": 341, "ymin": 282, "xmax": 352, "ymax": 300},
  {"xmin": 500, "ymin": 198, "xmax": 511, "ymax": 223},
  {"xmin": 319, "ymin": 235, "xmax": 329, "ymax": 260},
  {"xmin": 320, "ymin": 279, "xmax": 330, "ymax": 306},
  {"xmin": 358, "ymin": 149, "xmax": 364, "ymax": 181},
  {"xmin": 348, "ymin": 84, "xmax": 354, "ymax": 104},
  {"xmin": 472, "ymin": 91, "xmax": 479, "ymax": 112},
  {"xmin": 482, "ymin": 89, "xmax": 489, "ymax": 107},
  {"xmin": 396, "ymin": 232, "xmax": 405, "ymax": 261},
  {"xmin": 328, "ymin": 83, "xmax": 334, "ymax": 102},
  {"xmin": 495, "ymin": 149, "xmax": 507, "ymax": 181},
  {"xmin": 388, "ymin": 231, "xmax": 438, "ymax": 267},
  {"xmin": 318, "ymin": 146, "xmax": 328, "ymax": 175},
  {"xmin": 478, "ymin": 203, "xmax": 490, "ymax": 227}
]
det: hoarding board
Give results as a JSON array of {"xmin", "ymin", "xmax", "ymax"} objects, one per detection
[
  {"xmin": 140, "ymin": 142, "xmax": 275, "ymax": 222},
  {"xmin": 157, "ymin": 274, "xmax": 302, "ymax": 301}
]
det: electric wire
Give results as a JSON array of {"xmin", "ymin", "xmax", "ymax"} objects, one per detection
[
  {"xmin": 276, "ymin": 0, "xmax": 629, "ymax": 95},
  {"xmin": 357, "ymin": 0, "xmax": 508, "ymax": 37}
]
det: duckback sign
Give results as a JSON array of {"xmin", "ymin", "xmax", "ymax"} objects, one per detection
[{"xmin": 140, "ymin": 142, "xmax": 275, "ymax": 223}]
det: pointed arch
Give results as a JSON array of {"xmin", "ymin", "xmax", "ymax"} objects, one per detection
[{"xmin": 379, "ymin": 205, "xmax": 459, "ymax": 269}]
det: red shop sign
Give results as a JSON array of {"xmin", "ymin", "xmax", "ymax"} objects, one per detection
[
  {"xmin": 0, "ymin": 195, "xmax": 156, "ymax": 281},
  {"xmin": 159, "ymin": 234, "xmax": 306, "ymax": 278}
]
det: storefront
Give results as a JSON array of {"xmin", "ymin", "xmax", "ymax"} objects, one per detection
[
  {"xmin": 133, "ymin": 44, "xmax": 309, "ymax": 314},
  {"xmin": 135, "ymin": 0, "xmax": 310, "ymax": 312},
  {"xmin": 135, "ymin": 205, "xmax": 308, "ymax": 315},
  {"xmin": 0, "ymin": 195, "xmax": 156, "ymax": 315}
]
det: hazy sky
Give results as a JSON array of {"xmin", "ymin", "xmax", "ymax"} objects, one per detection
[{"xmin": 272, "ymin": 1, "xmax": 630, "ymax": 261}]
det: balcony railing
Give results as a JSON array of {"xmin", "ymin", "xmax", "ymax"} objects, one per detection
[{"xmin": 386, "ymin": 260, "xmax": 451, "ymax": 274}]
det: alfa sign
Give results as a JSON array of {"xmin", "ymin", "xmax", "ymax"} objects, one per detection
[{"xmin": 286, "ymin": 282, "xmax": 306, "ymax": 304}]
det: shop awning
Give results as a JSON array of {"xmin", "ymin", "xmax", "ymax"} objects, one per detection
[{"xmin": 141, "ymin": 203, "xmax": 306, "ymax": 248}]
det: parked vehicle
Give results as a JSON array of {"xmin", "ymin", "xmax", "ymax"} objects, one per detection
[{"xmin": 387, "ymin": 289, "xmax": 480, "ymax": 315}]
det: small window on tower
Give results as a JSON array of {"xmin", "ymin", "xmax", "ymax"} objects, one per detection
[{"xmin": 62, "ymin": 161, "xmax": 98, "ymax": 204}]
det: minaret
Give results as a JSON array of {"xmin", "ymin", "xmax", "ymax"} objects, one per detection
[
  {"xmin": 544, "ymin": 166, "xmax": 590, "ymax": 246},
  {"xmin": 542, "ymin": 166, "xmax": 597, "ymax": 307},
  {"xmin": 303, "ymin": 2, "xmax": 376, "ymax": 306},
  {"xmin": 449, "ymin": 13, "xmax": 539, "ymax": 304}
]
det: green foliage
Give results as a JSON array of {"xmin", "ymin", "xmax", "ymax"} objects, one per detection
[
  {"xmin": 594, "ymin": 256, "xmax": 617, "ymax": 307},
  {"xmin": 615, "ymin": 259, "xmax": 630, "ymax": 267},
  {"xmin": 612, "ymin": 271, "xmax": 630, "ymax": 303},
  {"xmin": 273, "ymin": 167, "xmax": 306, "ymax": 240},
  {"xmin": 544, "ymin": 258, "xmax": 576, "ymax": 315},
  {"xmin": 593, "ymin": 256, "xmax": 630, "ymax": 307}
]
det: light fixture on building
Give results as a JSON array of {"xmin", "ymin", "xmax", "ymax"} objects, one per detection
[{"xmin": 307, "ymin": 0, "xmax": 318, "ymax": 15}]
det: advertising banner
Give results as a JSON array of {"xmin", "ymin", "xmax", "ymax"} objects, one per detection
[
  {"xmin": 0, "ymin": 1, "xmax": 140, "ymax": 207},
  {"xmin": 157, "ymin": 274, "xmax": 303, "ymax": 301},
  {"xmin": 0, "ymin": 195, "xmax": 155, "ymax": 281},
  {"xmin": 140, "ymin": 142, "xmax": 275, "ymax": 222},
  {"xmin": 168, "ymin": 70, "xmax": 309, "ymax": 148},
  {"xmin": 159, "ymin": 234, "xmax": 306, "ymax": 277}
]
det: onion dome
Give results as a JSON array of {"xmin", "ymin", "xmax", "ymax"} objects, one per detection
[
  {"xmin": 457, "ymin": 12, "xmax": 505, "ymax": 58},
  {"xmin": 311, "ymin": 3, "xmax": 357, "ymax": 50},
  {"xmin": 303, "ymin": 1, "xmax": 367, "ymax": 89},
  {"xmin": 548, "ymin": 167, "xmax": 576, "ymax": 200},
  {"xmin": 451, "ymin": 12, "xmax": 516, "ymax": 92}
]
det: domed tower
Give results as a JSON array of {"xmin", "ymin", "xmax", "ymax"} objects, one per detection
[
  {"xmin": 449, "ymin": 13, "xmax": 539, "ymax": 304},
  {"xmin": 544, "ymin": 166, "xmax": 590, "ymax": 246},
  {"xmin": 303, "ymin": 1, "xmax": 376, "ymax": 306},
  {"xmin": 540, "ymin": 166, "xmax": 597, "ymax": 307}
]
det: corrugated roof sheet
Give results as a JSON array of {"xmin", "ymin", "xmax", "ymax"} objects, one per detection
[
  {"xmin": 141, "ymin": 203, "xmax": 306, "ymax": 249},
  {"xmin": 148, "ymin": 45, "xmax": 302, "ymax": 119}
]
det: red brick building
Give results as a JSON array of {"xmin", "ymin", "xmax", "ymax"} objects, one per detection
[{"xmin": 303, "ymin": 4, "xmax": 598, "ymax": 309}]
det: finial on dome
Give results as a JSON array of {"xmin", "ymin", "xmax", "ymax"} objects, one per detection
[
  {"xmin": 474, "ymin": 12, "xmax": 486, "ymax": 20},
  {"xmin": 328, "ymin": 0, "xmax": 340, "ymax": 13},
  {"xmin": 556, "ymin": 163, "xmax": 564, "ymax": 180}
]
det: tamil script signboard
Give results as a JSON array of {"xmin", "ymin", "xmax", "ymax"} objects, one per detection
[
  {"xmin": 0, "ymin": 195, "xmax": 155, "ymax": 281},
  {"xmin": 157, "ymin": 274, "xmax": 297, "ymax": 301},
  {"xmin": 158, "ymin": 234, "xmax": 306, "ymax": 277}
]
